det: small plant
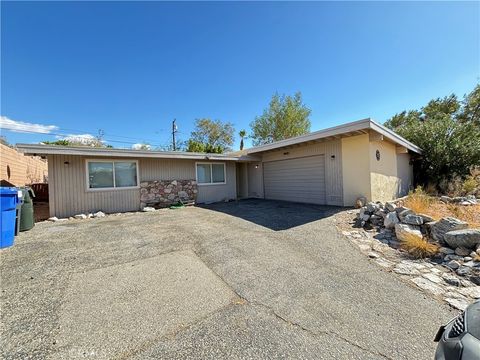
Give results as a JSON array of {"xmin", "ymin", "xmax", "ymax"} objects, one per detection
[
  {"xmin": 400, "ymin": 233, "xmax": 439, "ymax": 259},
  {"xmin": 404, "ymin": 186, "xmax": 434, "ymax": 215}
]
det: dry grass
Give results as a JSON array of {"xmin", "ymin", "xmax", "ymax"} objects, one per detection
[
  {"xmin": 401, "ymin": 190, "xmax": 480, "ymax": 227},
  {"xmin": 474, "ymin": 254, "xmax": 480, "ymax": 262},
  {"xmin": 400, "ymin": 233, "xmax": 439, "ymax": 259}
]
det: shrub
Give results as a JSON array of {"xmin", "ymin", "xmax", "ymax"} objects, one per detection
[
  {"xmin": 403, "ymin": 187, "xmax": 434, "ymax": 214},
  {"xmin": 400, "ymin": 233, "xmax": 439, "ymax": 259}
]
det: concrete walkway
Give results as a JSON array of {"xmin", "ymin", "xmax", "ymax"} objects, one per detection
[{"xmin": 0, "ymin": 200, "xmax": 455, "ymax": 359}]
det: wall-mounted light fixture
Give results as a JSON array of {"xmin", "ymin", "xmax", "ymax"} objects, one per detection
[
  {"xmin": 255, "ymin": 164, "xmax": 259, "ymax": 169},
  {"xmin": 330, "ymin": 155, "xmax": 335, "ymax": 159},
  {"xmin": 64, "ymin": 161, "xmax": 70, "ymax": 166}
]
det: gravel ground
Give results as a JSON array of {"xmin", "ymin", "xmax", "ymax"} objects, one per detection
[{"xmin": 0, "ymin": 199, "xmax": 456, "ymax": 359}]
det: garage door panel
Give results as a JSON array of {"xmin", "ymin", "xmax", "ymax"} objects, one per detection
[{"xmin": 263, "ymin": 155, "xmax": 326, "ymax": 205}]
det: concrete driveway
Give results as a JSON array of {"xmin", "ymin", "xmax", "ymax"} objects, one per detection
[{"xmin": 0, "ymin": 199, "xmax": 455, "ymax": 359}]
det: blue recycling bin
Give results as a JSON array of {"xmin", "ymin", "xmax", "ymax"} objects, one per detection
[{"xmin": 1, "ymin": 187, "xmax": 19, "ymax": 249}]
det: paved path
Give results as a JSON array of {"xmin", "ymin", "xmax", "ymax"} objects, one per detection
[{"xmin": 0, "ymin": 200, "xmax": 455, "ymax": 359}]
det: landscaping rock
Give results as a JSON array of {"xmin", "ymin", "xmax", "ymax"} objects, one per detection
[
  {"xmin": 403, "ymin": 214, "xmax": 424, "ymax": 226},
  {"xmin": 393, "ymin": 263, "xmax": 421, "ymax": 275},
  {"xmin": 418, "ymin": 214, "xmax": 435, "ymax": 223},
  {"xmin": 439, "ymin": 247, "xmax": 455, "ymax": 255},
  {"xmin": 385, "ymin": 202, "xmax": 396, "ymax": 212},
  {"xmin": 394, "ymin": 223, "xmax": 422, "ymax": 242},
  {"xmin": 74, "ymin": 214, "xmax": 87, "ymax": 220},
  {"xmin": 440, "ymin": 196, "xmax": 452, "ymax": 203},
  {"xmin": 464, "ymin": 257, "xmax": 473, "ymax": 262},
  {"xmin": 429, "ymin": 217, "xmax": 469, "ymax": 244},
  {"xmin": 469, "ymin": 275, "xmax": 480, "ymax": 286},
  {"xmin": 445, "ymin": 297, "xmax": 470, "ymax": 310},
  {"xmin": 456, "ymin": 267, "xmax": 471, "ymax": 277},
  {"xmin": 442, "ymin": 272, "xmax": 461, "ymax": 287},
  {"xmin": 361, "ymin": 214, "xmax": 370, "ymax": 221},
  {"xmin": 142, "ymin": 207, "xmax": 156, "ymax": 212},
  {"xmin": 398, "ymin": 209, "xmax": 414, "ymax": 222},
  {"xmin": 384, "ymin": 212, "xmax": 400, "ymax": 229},
  {"xmin": 366, "ymin": 202, "xmax": 379, "ymax": 213},
  {"xmin": 48, "ymin": 217, "xmax": 59, "ymax": 222},
  {"xmin": 410, "ymin": 277, "xmax": 444, "ymax": 296},
  {"xmin": 444, "ymin": 229, "xmax": 480, "ymax": 249},
  {"xmin": 355, "ymin": 196, "xmax": 367, "ymax": 208},
  {"xmin": 458, "ymin": 287, "xmax": 480, "ymax": 299},
  {"xmin": 454, "ymin": 246, "xmax": 471, "ymax": 256},
  {"xmin": 93, "ymin": 211, "xmax": 106, "ymax": 218},
  {"xmin": 446, "ymin": 260, "xmax": 461, "ymax": 270},
  {"xmin": 422, "ymin": 273, "xmax": 442, "ymax": 284}
]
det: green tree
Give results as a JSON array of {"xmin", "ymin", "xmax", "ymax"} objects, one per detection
[
  {"xmin": 250, "ymin": 92, "xmax": 311, "ymax": 146},
  {"xmin": 239, "ymin": 129, "xmax": 247, "ymax": 150},
  {"xmin": 188, "ymin": 118, "xmax": 234, "ymax": 153},
  {"xmin": 384, "ymin": 85, "xmax": 480, "ymax": 188},
  {"xmin": 458, "ymin": 84, "xmax": 480, "ymax": 126}
]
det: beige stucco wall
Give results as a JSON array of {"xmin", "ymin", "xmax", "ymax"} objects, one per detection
[
  {"xmin": 48, "ymin": 155, "xmax": 237, "ymax": 217},
  {"xmin": 341, "ymin": 134, "xmax": 371, "ymax": 206},
  {"xmin": 369, "ymin": 139, "xmax": 400, "ymax": 203},
  {"xmin": 341, "ymin": 133, "xmax": 414, "ymax": 206}
]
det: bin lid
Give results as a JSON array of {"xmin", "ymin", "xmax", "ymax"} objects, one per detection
[{"xmin": 0, "ymin": 187, "xmax": 18, "ymax": 196}]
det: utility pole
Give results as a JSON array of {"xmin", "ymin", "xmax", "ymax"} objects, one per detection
[{"xmin": 172, "ymin": 119, "xmax": 178, "ymax": 151}]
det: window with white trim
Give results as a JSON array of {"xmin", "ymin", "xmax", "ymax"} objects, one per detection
[
  {"xmin": 196, "ymin": 163, "xmax": 226, "ymax": 185},
  {"xmin": 87, "ymin": 160, "xmax": 138, "ymax": 189}
]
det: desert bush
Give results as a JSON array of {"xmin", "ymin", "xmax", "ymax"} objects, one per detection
[
  {"xmin": 400, "ymin": 233, "xmax": 439, "ymax": 259},
  {"xmin": 404, "ymin": 186, "xmax": 434, "ymax": 214}
]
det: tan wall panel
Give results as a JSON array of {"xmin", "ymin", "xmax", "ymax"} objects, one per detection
[
  {"xmin": 0, "ymin": 144, "xmax": 48, "ymax": 186},
  {"xmin": 196, "ymin": 162, "xmax": 237, "ymax": 203},
  {"xmin": 396, "ymin": 153, "xmax": 413, "ymax": 196},
  {"xmin": 341, "ymin": 134, "xmax": 371, "ymax": 206}
]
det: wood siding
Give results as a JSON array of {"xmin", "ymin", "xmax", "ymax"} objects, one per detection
[
  {"xmin": 259, "ymin": 139, "xmax": 343, "ymax": 206},
  {"xmin": 48, "ymin": 155, "xmax": 237, "ymax": 217}
]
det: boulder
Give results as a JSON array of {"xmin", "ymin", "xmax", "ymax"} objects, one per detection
[
  {"xmin": 385, "ymin": 202, "xmax": 396, "ymax": 212},
  {"xmin": 366, "ymin": 202, "xmax": 379, "ymax": 213},
  {"xmin": 384, "ymin": 212, "xmax": 400, "ymax": 229},
  {"xmin": 454, "ymin": 246, "xmax": 471, "ymax": 256},
  {"xmin": 403, "ymin": 214, "xmax": 424, "ymax": 226},
  {"xmin": 48, "ymin": 216, "xmax": 59, "ymax": 222},
  {"xmin": 394, "ymin": 223, "xmax": 422, "ymax": 242},
  {"xmin": 398, "ymin": 209, "xmax": 414, "ymax": 222},
  {"xmin": 74, "ymin": 214, "xmax": 87, "ymax": 220},
  {"xmin": 428, "ymin": 217, "xmax": 469, "ymax": 244},
  {"xmin": 444, "ymin": 229, "xmax": 480, "ymax": 249},
  {"xmin": 438, "ymin": 247, "xmax": 455, "ymax": 255},
  {"xmin": 418, "ymin": 214, "xmax": 434, "ymax": 223},
  {"xmin": 446, "ymin": 260, "xmax": 461, "ymax": 270}
]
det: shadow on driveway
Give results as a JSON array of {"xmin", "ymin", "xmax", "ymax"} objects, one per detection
[{"xmin": 198, "ymin": 198, "xmax": 345, "ymax": 231}]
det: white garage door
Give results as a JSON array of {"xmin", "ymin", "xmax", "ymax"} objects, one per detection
[{"xmin": 263, "ymin": 155, "xmax": 326, "ymax": 204}]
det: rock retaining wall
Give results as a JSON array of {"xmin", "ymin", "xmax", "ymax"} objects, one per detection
[{"xmin": 140, "ymin": 180, "xmax": 197, "ymax": 208}]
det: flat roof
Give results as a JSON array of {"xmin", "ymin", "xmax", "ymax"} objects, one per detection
[
  {"xmin": 241, "ymin": 118, "xmax": 422, "ymax": 154},
  {"xmin": 16, "ymin": 144, "xmax": 248, "ymax": 161}
]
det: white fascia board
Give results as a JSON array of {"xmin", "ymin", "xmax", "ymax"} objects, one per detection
[{"xmin": 15, "ymin": 144, "xmax": 241, "ymax": 161}]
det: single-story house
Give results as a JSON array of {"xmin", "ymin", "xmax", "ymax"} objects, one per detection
[{"xmin": 17, "ymin": 118, "xmax": 421, "ymax": 218}]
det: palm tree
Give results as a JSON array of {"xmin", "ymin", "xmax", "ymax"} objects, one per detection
[{"xmin": 239, "ymin": 129, "xmax": 247, "ymax": 150}]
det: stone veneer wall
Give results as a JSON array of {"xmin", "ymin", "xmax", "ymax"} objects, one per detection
[{"xmin": 140, "ymin": 180, "xmax": 197, "ymax": 208}]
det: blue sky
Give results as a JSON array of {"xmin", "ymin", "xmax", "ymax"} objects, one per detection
[{"xmin": 1, "ymin": 1, "xmax": 479, "ymax": 150}]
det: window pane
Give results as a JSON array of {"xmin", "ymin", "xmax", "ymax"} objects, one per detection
[
  {"xmin": 88, "ymin": 162, "xmax": 114, "ymax": 188},
  {"xmin": 212, "ymin": 164, "xmax": 225, "ymax": 183},
  {"xmin": 197, "ymin": 164, "xmax": 211, "ymax": 183},
  {"xmin": 114, "ymin": 162, "xmax": 137, "ymax": 187}
]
